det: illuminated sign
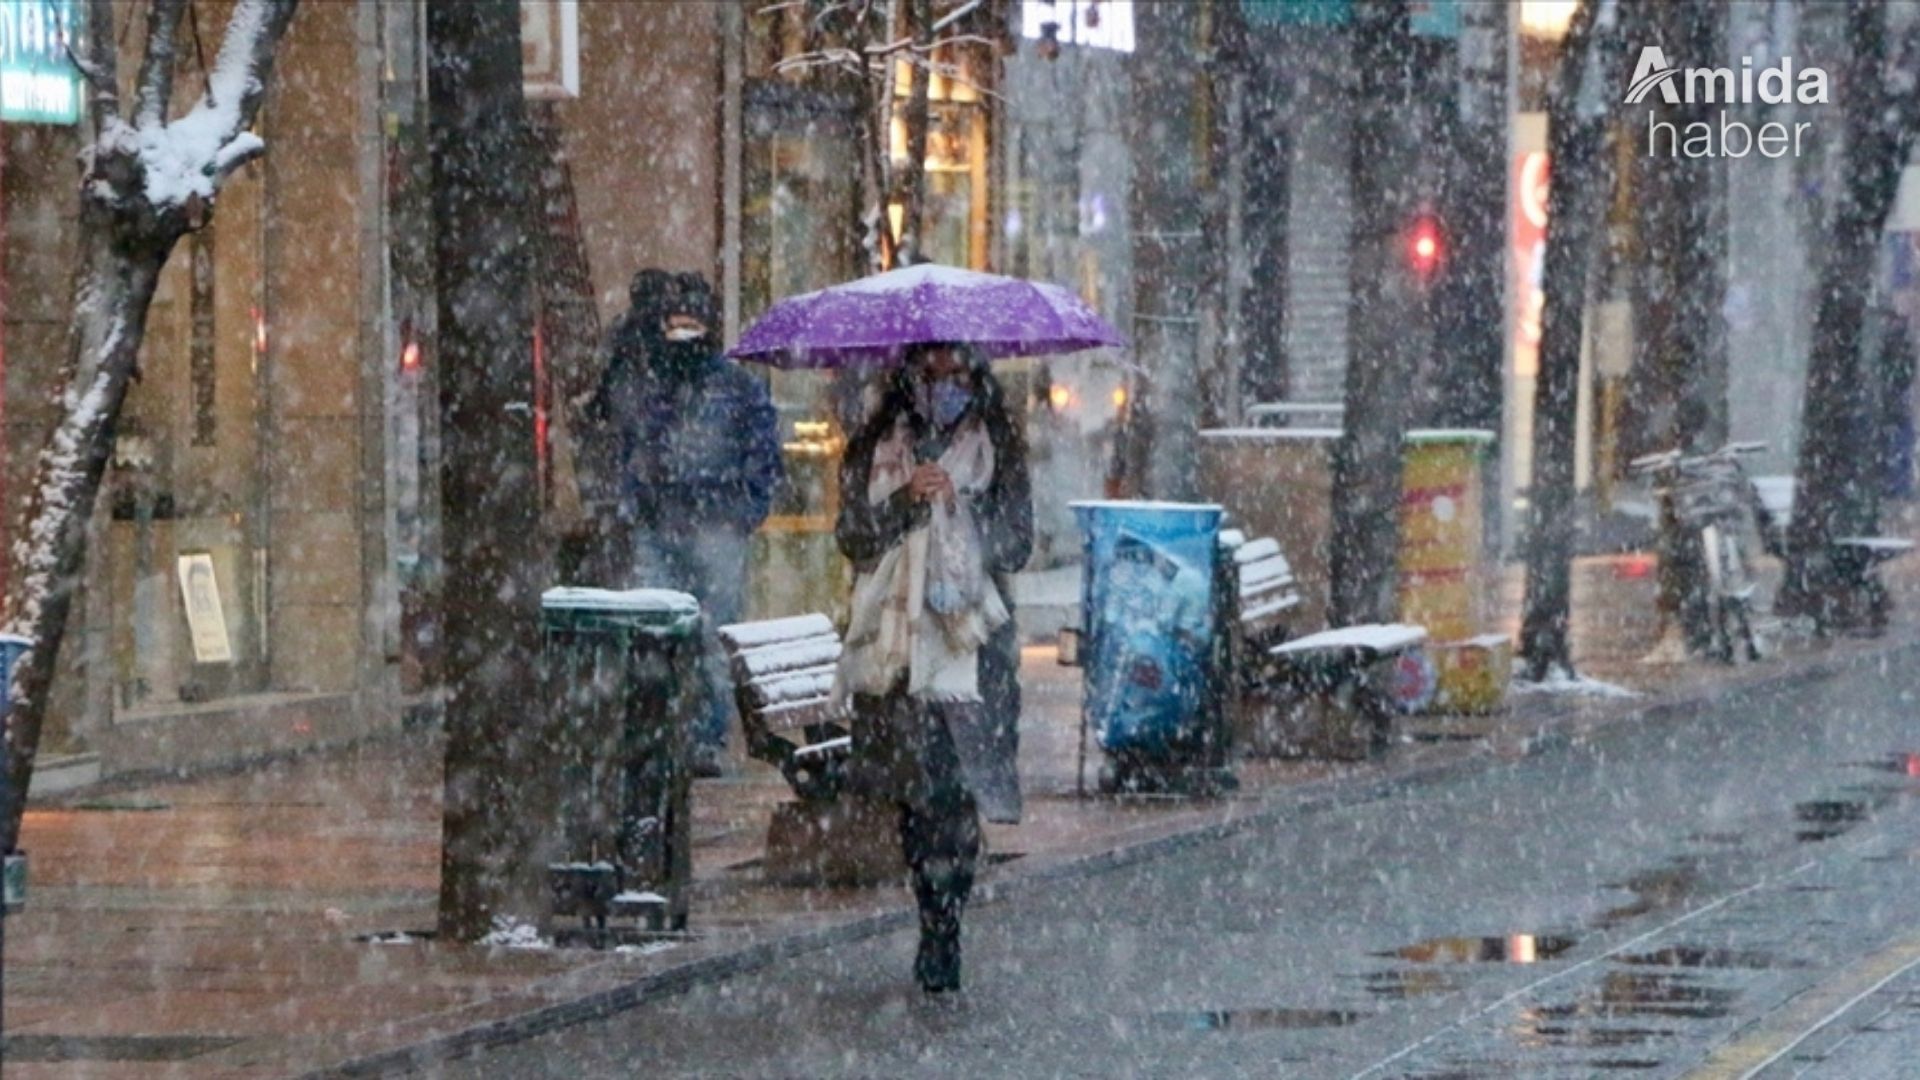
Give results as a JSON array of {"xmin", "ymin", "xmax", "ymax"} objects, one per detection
[
  {"xmin": 0, "ymin": 0, "xmax": 82, "ymax": 125},
  {"xmin": 1020, "ymin": 1, "xmax": 1135, "ymax": 54},
  {"xmin": 1512, "ymin": 150, "xmax": 1549, "ymax": 379}
]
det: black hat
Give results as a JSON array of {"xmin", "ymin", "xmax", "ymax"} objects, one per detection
[
  {"xmin": 663, "ymin": 271, "xmax": 719, "ymax": 330},
  {"xmin": 628, "ymin": 268, "xmax": 678, "ymax": 323}
]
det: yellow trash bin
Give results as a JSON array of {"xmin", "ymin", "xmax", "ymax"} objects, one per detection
[{"xmin": 1398, "ymin": 429, "xmax": 1508, "ymax": 713}]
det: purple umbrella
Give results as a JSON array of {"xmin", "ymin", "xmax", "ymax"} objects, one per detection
[{"xmin": 728, "ymin": 263, "xmax": 1126, "ymax": 369}]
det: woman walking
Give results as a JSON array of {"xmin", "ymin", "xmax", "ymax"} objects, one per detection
[{"xmin": 833, "ymin": 342, "xmax": 1032, "ymax": 994}]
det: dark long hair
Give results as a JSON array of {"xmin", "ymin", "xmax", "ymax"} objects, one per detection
[{"xmin": 855, "ymin": 345, "xmax": 1025, "ymax": 459}]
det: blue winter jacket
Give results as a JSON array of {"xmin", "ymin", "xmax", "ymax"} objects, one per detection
[{"xmin": 597, "ymin": 350, "xmax": 786, "ymax": 535}]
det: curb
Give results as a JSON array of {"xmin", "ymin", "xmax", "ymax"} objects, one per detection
[{"xmin": 300, "ymin": 632, "xmax": 1920, "ymax": 1079}]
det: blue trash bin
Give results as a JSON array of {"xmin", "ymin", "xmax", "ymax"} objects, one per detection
[{"xmin": 1070, "ymin": 501, "xmax": 1231, "ymax": 791}]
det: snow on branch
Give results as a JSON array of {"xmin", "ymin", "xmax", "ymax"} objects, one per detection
[{"xmin": 96, "ymin": 0, "xmax": 299, "ymax": 213}]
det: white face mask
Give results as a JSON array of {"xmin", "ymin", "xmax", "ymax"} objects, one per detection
[{"xmin": 664, "ymin": 326, "xmax": 707, "ymax": 343}]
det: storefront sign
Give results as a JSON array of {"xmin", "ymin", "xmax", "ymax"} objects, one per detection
[
  {"xmin": 1512, "ymin": 148, "xmax": 1549, "ymax": 380},
  {"xmin": 522, "ymin": 0, "xmax": 579, "ymax": 100},
  {"xmin": 178, "ymin": 553, "xmax": 234, "ymax": 664},
  {"xmin": 1409, "ymin": 0, "xmax": 1460, "ymax": 38},
  {"xmin": 0, "ymin": 0, "xmax": 83, "ymax": 125},
  {"xmin": 1241, "ymin": 0, "xmax": 1349, "ymax": 28}
]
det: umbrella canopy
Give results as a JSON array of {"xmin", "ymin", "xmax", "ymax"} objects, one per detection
[{"xmin": 728, "ymin": 263, "xmax": 1125, "ymax": 369}]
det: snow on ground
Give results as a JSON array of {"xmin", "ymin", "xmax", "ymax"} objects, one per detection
[
  {"xmin": 480, "ymin": 917, "xmax": 552, "ymax": 951},
  {"xmin": 1510, "ymin": 663, "xmax": 1641, "ymax": 699}
]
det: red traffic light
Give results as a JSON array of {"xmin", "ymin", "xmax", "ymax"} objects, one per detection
[{"xmin": 1407, "ymin": 216, "xmax": 1444, "ymax": 281}]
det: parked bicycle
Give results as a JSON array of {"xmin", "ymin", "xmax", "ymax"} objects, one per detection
[{"xmin": 1628, "ymin": 442, "xmax": 1770, "ymax": 663}]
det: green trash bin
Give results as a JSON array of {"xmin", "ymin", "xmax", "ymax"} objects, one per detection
[{"xmin": 542, "ymin": 586, "xmax": 701, "ymax": 936}]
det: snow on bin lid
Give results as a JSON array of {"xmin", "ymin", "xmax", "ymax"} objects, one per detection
[
  {"xmin": 1199, "ymin": 427, "xmax": 1342, "ymax": 440},
  {"xmin": 1405, "ymin": 428, "xmax": 1495, "ymax": 445},
  {"xmin": 0, "ymin": 634, "xmax": 31, "ymax": 649},
  {"xmin": 541, "ymin": 587, "xmax": 700, "ymax": 615},
  {"xmin": 1067, "ymin": 499, "xmax": 1225, "ymax": 512}
]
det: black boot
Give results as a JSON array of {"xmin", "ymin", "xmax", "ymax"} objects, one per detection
[
  {"xmin": 911, "ymin": 864, "xmax": 969, "ymax": 993},
  {"xmin": 914, "ymin": 918, "xmax": 961, "ymax": 993}
]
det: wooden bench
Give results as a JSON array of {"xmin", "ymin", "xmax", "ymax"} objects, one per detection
[
  {"xmin": 717, "ymin": 614, "xmax": 904, "ymax": 886},
  {"xmin": 1219, "ymin": 532, "xmax": 1428, "ymax": 759},
  {"xmin": 1746, "ymin": 477, "xmax": 1913, "ymax": 635},
  {"xmin": 1829, "ymin": 537, "xmax": 1915, "ymax": 635},
  {"xmin": 717, "ymin": 614, "xmax": 850, "ymax": 802}
]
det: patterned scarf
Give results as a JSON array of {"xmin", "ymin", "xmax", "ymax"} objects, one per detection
[{"xmin": 834, "ymin": 413, "xmax": 1009, "ymax": 704}]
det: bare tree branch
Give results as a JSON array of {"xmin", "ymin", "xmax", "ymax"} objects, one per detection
[
  {"xmin": 202, "ymin": 0, "xmax": 299, "ymax": 133},
  {"xmin": 929, "ymin": 0, "xmax": 981, "ymax": 35},
  {"xmin": 133, "ymin": 0, "xmax": 187, "ymax": 129},
  {"xmin": 83, "ymin": 0, "xmax": 121, "ymax": 126}
]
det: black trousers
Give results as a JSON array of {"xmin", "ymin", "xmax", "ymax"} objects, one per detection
[
  {"xmin": 898, "ymin": 710, "xmax": 981, "ymax": 941},
  {"xmin": 852, "ymin": 686, "xmax": 984, "ymax": 936}
]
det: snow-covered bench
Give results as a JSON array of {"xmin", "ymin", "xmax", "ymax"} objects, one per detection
[
  {"xmin": 717, "ymin": 614, "xmax": 849, "ymax": 800},
  {"xmin": 1223, "ymin": 532, "xmax": 1303, "ymax": 645},
  {"xmin": 717, "ymin": 614, "xmax": 903, "ymax": 886},
  {"xmin": 1750, "ymin": 476, "xmax": 1913, "ymax": 634},
  {"xmin": 1217, "ymin": 532, "xmax": 1426, "ymax": 759}
]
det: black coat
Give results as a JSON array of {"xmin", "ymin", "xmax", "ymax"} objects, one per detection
[{"xmin": 835, "ymin": 370, "xmax": 1033, "ymax": 823}]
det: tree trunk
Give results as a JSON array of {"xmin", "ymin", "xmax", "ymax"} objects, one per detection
[
  {"xmin": 1329, "ymin": 0, "xmax": 1419, "ymax": 626},
  {"xmin": 1433, "ymin": 0, "xmax": 1508, "ymax": 437},
  {"xmin": 428, "ymin": 0, "xmax": 549, "ymax": 941},
  {"xmin": 1783, "ymin": 1, "xmax": 1919, "ymax": 623},
  {"xmin": 1519, "ymin": 1, "xmax": 1620, "ymax": 679},
  {"xmin": 0, "ymin": 229, "xmax": 170, "ymax": 851},
  {"xmin": 1637, "ymin": 0, "xmax": 1729, "ymax": 652},
  {"xmin": 859, "ymin": 1, "xmax": 901, "ymax": 273},
  {"xmin": 895, "ymin": 0, "xmax": 934, "ymax": 264},
  {"xmin": 1, "ymin": 0, "xmax": 299, "ymax": 852},
  {"xmin": 1122, "ymin": 0, "xmax": 1216, "ymax": 501}
]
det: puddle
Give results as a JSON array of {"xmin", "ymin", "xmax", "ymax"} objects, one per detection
[
  {"xmin": 1595, "ymin": 863, "xmax": 1706, "ymax": 928},
  {"xmin": 1843, "ymin": 752, "xmax": 1920, "ymax": 777},
  {"xmin": 1797, "ymin": 799, "xmax": 1872, "ymax": 824},
  {"xmin": 1795, "ymin": 798, "xmax": 1872, "ymax": 842},
  {"xmin": 1355, "ymin": 969, "xmax": 1460, "ymax": 998},
  {"xmin": 1153, "ymin": 1008, "xmax": 1365, "ymax": 1032},
  {"xmin": 1590, "ymin": 1060, "xmax": 1662, "ymax": 1071},
  {"xmin": 1615, "ymin": 945, "xmax": 1791, "ymax": 970},
  {"xmin": 1536, "ymin": 972, "xmax": 1739, "ymax": 1022},
  {"xmin": 1383, "ymin": 934, "xmax": 1578, "ymax": 964},
  {"xmin": 1683, "ymin": 832, "xmax": 1747, "ymax": 846},
  {"xmin": 1518, "ymin": 1024, "xmax": 1674, "ymax": 1048}
]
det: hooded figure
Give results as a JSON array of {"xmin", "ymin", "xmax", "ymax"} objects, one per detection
[
  {"xmin": 581, "ymin": 269, "xmax": 785, "ymax": 774},
  {"xmin": 833, "ymin": 342, "xmax": 1032, "ymax": 993}
]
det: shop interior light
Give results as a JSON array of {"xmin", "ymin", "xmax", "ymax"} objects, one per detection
[
  {"xmin": 1111, "ymin": 385, "xmax": 1128, "ymax": 410},
  {"xmin": 1519, "ymin": 0, "xmax": 1578, "ymax": 39},
  {"xmin": 1048, "ymin": 384, "xmax": 1073, "ymax": 412}
]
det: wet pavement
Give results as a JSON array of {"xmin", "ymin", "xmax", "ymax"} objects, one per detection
[
  {"xmin": 5, "ymin": 547, "xmax": 1920, "ymax": 1077},
  {"xmin": 438, "ymin": 647, "xmax": 1920, "ymax": 1078}
]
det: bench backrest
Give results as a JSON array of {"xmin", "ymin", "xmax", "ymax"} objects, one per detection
[
  {"xmin": 1226, "ymin": 535, "xmax": 1301, "ymax": 642},
  {"xmin": 717, "ymin": 614, "xmax": 843, "ymax": 736}
]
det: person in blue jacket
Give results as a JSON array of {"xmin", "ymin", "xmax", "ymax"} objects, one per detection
[{"xmin": 585, "ymin": 269, "xmax": 785, "ymax": 775}]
